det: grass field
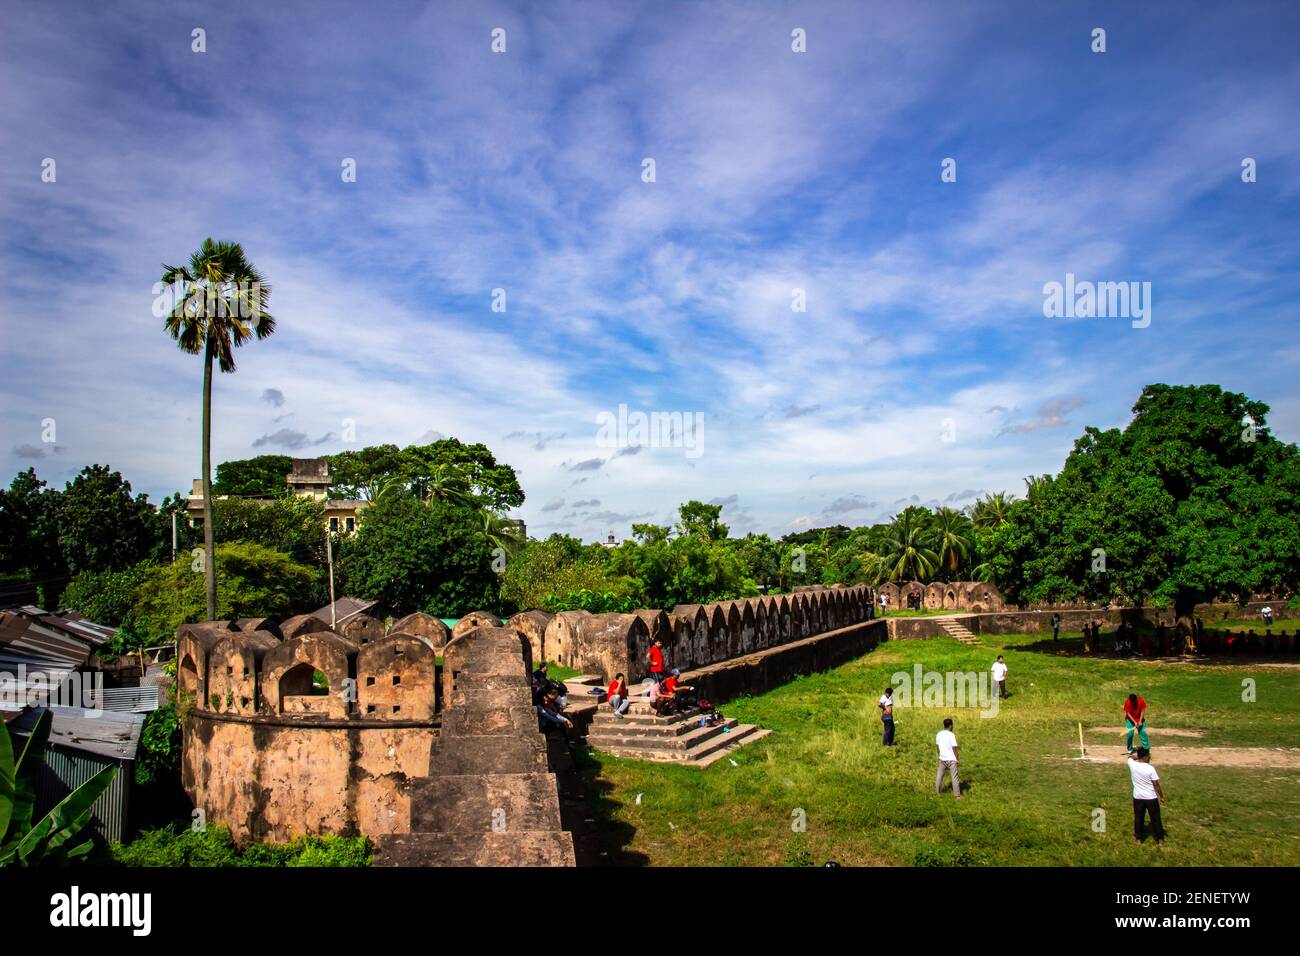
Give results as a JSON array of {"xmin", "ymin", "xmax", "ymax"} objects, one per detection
[{"xmin": 572, "ymin": 631, "xmax": 1300, "ymax": 866}]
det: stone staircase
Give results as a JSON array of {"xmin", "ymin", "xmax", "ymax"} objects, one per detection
[
  {"xmin": 585, "ymin": 698, "xmax": 771, "ymax": 767},
  {"xmin": 373, "ymin": 627, "xmax": 576, "ymax": 866},
  {"xmin": 938, "ymin": 617, "xmax": 981, "ymax": 646}
]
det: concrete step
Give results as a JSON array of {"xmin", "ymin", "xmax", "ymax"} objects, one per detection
[
  {"xmin": 586, "ymin": 717, "xmax": 742, "ymax": 752},
  {"xmin": 938, "ymin": 620, "xmax": 980, "ymax": 644},
  {"xmin": 589, "ymin": 709, "xmax": 710, "ymax": 738},
  {"xmin": 408, "ymin": 772, "xmax": 563, "ymax": 832},
  {"xmin": 374, "ymin": 830, "xmax": 575, "ymax": 867},
  {"xmin": 590, "ymin": 722, "xmax": 768, "ymax": 764}
]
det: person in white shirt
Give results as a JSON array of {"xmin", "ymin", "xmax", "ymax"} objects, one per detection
[
  {"xmin": 935, "ymin": 718, "xmax": 962, "ymax": 797},
  {"xmin": 878, "ymin": 686, "xmax": 896, "ymax": 746},
  {"xmin": 1128, "ymin": 747, "xmax": 1166, "ymax": 845},
  {"xmin": 991, "ymin": 655, "xmax": 1007, "ymax": 699}
]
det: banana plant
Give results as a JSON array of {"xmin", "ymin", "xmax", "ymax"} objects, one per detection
[{"xmin": 0, "ymin": 710, "xmax": 116, "ymax": 866}]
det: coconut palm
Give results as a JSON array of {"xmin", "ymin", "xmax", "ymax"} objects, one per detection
[
  {"xmin": 480, "ymin": 510, "xmax": 525, "ymax": 560},
  {"xmin": 970, "ymin": 491, "xmax": 1016, "ymax": 530},
  {"xmin": 162, "ymin": 239, "xmax": 273, "ymax": 619},
  {"xmin": 878, "ymin": 508, "xmax": 940, "ymax": 582},
  {"xmin": 932, "ymin": 506, "xmax": 974, "ymax": 575}
]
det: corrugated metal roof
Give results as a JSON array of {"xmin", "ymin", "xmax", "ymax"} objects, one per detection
[
  {"xmin": 312, "ymin": 596, "xmax": 377, "ymax": 626},
  {"xmin": 4, "ymin": 705, "xmax": 144, "ymax": 761},
  {"xmin": 0, "ymin": 612, "xmax": 95, "ymax": 668}
]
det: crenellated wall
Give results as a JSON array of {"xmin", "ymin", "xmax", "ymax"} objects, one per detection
[{"xmin": 531, "ymin": 584, "xmax": 876, "ymax": 682}]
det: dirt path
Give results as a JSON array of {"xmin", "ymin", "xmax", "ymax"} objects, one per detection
[
  {"xmin": 1073, "ymin": 745, "xmax": 1300, "ymax": 769},
  {"xmin": 1088, "ymin": 726, "xmax": 1204, "ymax": 737}
]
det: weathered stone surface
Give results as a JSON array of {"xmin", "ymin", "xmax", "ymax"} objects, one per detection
[
  {"xmin": 206, "ymin": 631, "xmax": 279, "ymax": 716},
  {"xmin": 357, "ymin": 635, "xmax": 437, "ymax": 720},
  {"xmin": 506, "ymin": 610, "xmax": 552, "ymax": 665},
  {"xmin": 339, "ymin": 613, "xmax": 387, "ymax": 647},
  {"xmin": 411, "ymin": 773, "xmax": 563, "ymax": 832},
  {"xmin": 442, "ymin": 626, "xmax": 532, "ymax": 703},
  {"xmin": 541, "ymin": 610, "xmax": 591, "ymax": 671},
  {"xmin": 451, "ymin": 610, "xmax": 503, "ymax": 641},
  {"xmin": 670, "ymin": 605, "xmax": 707, "ymax": 671},
  {"xmin": 430, "ymin": 734, "xmax": 548, "ymax": 775},
  {"xmin": 260, "ymin": 631, "xmax": 358, "ymax": 719},
  {"xmin": 572, "ymin": 613, "xmax": 649, "ymax": 682},
  {"xmin": 279, "ymin": 614, "xmax": 332, "ymax": 640},
  {"xmin": 183, "ymin": 715, "xmax": 436, "ymax": 843},
  {"xmin": 374, "ymin": 831, "xmax": 575, "ymax": 867},
  {"xmin": 234, "ymin": 617, "xmax": 277, "ymax": 635},
  {"xmin": 391, "ymin": 611, "xmax": 452, "ymax": 651}
]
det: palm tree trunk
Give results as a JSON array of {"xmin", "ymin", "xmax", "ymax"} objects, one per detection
[{"xmin": 202, "ymin": 335, "xmax": 217, "ymax": 620}]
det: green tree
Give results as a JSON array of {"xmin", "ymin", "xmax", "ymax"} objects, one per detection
[
  {"xmin": 878, "ymin": 507, "xmax": 940, "ymax": 582},
  {"xmin": 162, "ymin": 238, "xmax": 275, "ymax": 619},
  {"xmin": 676, "ymin": 500, "xmax": 728, "ymax": 542},
  {"xmin": 969, "ymin": 492, "xmax": 1015, "ymax": 530},
  {"xmin": 212, "ymin": 455, "xmax": 293, "ymax": 497},
  {"xmin": 60, "ymin": 562, "xmax": 154, "ymax": 628},
  {"xmin": 987, "ymin": 384, "xmax": 1300, "ymax": 629},
  {"xmin": 55, "ymin": 465, "xmax": 155, "ymax": 577},
  {"xmin": 401, "ymin": 438, "xmax": 524, "ymax": 511},
  {"xmin": 0, "ymin": 469, "xmax": 66, "ymax": 602},
  {"xmin": 931, "ymin": 507, "xmax": 974, "ymax": 577},
  {"xmin": 129, "ymin": 542, "xmax": 318, "ymax": 646},
  {"xmin": 211, "ymin": 495, "xmax": 327, "ymax": 566},
  {"xmin": 327, "ymin": 445, "xmax": 405, "ymax": 500},
  {"xmin": 339, "ymin": 496, "xmax": 497, "ymax": 616}
]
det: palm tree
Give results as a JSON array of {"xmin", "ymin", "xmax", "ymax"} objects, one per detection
[
  {"xmin": 879, "ymin": 509, "xmax": 940, "ymax": 582},
  {"xmin": 480, "ymin": 510, "xmax": 525, "ymax": 560},
  {"xmin": 162, "ymin": 239, "xmax": 273, "ymax": 619},
  {"xmin": 970, "ymin": 491, "xmax": 1016, "ymax": 530},
  {"xmin": 932, "ymin": 507, "xmax": 974, "ymax": 575}
]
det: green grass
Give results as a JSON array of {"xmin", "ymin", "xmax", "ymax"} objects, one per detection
[
  {"xmin": 572, "ymin": 631, "xmax": 1300, "ymax": 866},
  {"xmin": 544, "ymin": 661, "xmax": 584, "ymax": 681},
  {"xmin": 1212, "ymin": 618, "xmax": 1300, "ymax": 635}
]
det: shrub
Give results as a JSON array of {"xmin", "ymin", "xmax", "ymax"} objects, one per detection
[{"xmin": 111, "ymin": 824, "xmax": 371, "ymax": 867}]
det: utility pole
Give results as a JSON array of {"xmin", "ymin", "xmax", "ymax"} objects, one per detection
[
  {"xmin": 326, "ymin": 527, "xmax": 337, "ymax": 628},
  {"xmin": 171, "ymin": 511, "xmax": 177, "ymax": 562}
]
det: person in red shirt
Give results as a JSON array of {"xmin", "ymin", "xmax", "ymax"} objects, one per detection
[
  {"xmin": 1123, "ymin": 693, "xmax": 1149, "ymax": 754},
  {"xmin": 607, "ymin": 672, "xmax": 630, "ymax": 717},
  {"xmin": 647, "ymin": 639, "xmax": 666, "ymax": 685},
  {"xmin": 658, "ymin": 669, "xmax": 696, "ymax": 714}
]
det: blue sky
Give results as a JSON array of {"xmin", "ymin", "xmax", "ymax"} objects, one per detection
[{"xmin": 2, "ymin": 0, "xmax": 1298, "ymax": 541}]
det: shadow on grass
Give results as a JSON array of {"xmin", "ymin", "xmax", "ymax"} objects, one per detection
[
  {"xmin": 546, "ymin": 730, "xmax": 648, "ymax": 867},
  {"xmin": 1010, "ymin": 634, "xmax": 1300, "ymax": 666}
]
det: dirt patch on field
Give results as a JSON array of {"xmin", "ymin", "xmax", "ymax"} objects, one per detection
[
  {"xmin": 1089, "ymin": 727, "xmax": 1205, "ymax": 737},
  {"xmin": 1079, "ymin": 745, "xmax": 1300, "ymax": 769}
]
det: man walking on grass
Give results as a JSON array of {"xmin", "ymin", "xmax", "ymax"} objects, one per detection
[
  {"xmin": 991, "ymin": 655, "xmax": 1007, "ymax": 699},
  {"xmin": 879, "ymin": 685, "xmax": 896, "ymax": 746},
  {"xmin": 935, "ymin": 718, "xmax": 961, "ymax": 798},
  {"xmin": 1128, "ymin": 747, "xmax": 1166, "ymax": 846}
]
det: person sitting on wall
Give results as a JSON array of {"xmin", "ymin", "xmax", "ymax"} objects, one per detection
[
  {"xmin": 661, "ymin": 669, "xmax": 696, "ymax": 712},
  {"xmin": 531, "ymin": 662, "xmax": 550, "ymax": 704},
  {"xmin": 546, "ymin": 678, "xmax": 569, "ymax": 711},
  {"xmin": 607, "ymin": 672, "xmax": 631, "ymax": 718},
  {"xmin": 538, "ymin": 688, "xmax": 573, "ymax": 736}
]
